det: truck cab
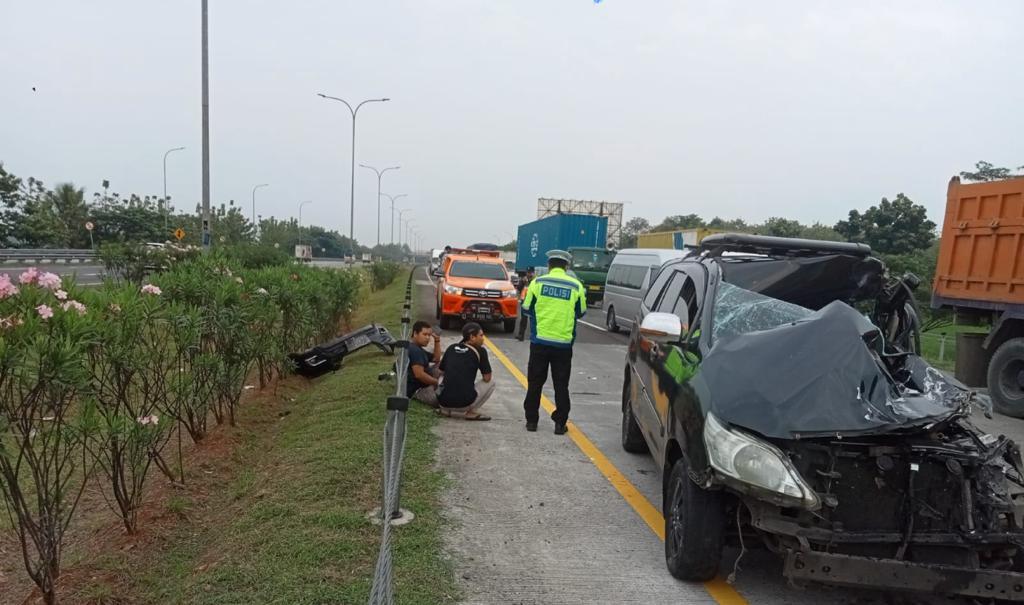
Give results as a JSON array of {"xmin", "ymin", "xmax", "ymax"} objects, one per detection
[
  {"xmin": 436, "ymin": 249, "xmax": 519, "ymax": 332},
  {"xmin": 568, "ymin": 246, "xmax": 615, "ymax": 305}
]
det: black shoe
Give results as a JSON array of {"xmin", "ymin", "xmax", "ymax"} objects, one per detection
[
  {"xmin": 526, "ymin": 421, "xmax": 538, "ymax": 432},
  {"xmin": 554, "ymin": 423, "xmax": 568, "ymax": 435},
  {"xmin": 515, "ymin": 334, "xmax": 524, "ymax": 341}
]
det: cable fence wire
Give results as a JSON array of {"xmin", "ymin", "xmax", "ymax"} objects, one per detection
[{"xmin": 368, "ymin": 269, "xmax": 415, "ymax": 605}]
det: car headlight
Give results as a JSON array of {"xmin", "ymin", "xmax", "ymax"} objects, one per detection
[
  {"xmin": 502, "ymin": 289, "xmax": 518, "ymax": 298},
  {"xmin": 704, "ymin": 413, "xmax": 820, "ymax": 510},
  {"xmin": 443, "ymin": 284, "xmax": 462, "ymax": 295}
]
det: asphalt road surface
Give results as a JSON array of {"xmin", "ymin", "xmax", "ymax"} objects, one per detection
[
  {"xmin": 0, "ymin": 262, "xmax": 105, "ymax": 287},
  {"xmin": 415, "ymin": 267, "xmax": 1024, "ymax": 605}
]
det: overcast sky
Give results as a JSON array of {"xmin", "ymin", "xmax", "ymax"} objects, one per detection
[{"xmin": 2, "ymin": 1, "xmax": 1022, "ymax": 250}]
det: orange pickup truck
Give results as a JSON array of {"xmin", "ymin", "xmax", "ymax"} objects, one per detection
[{"xmin": 436, "ymin": 249, "xmax": 519, "ymax": 332}]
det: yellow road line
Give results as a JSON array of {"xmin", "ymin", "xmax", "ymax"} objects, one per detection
[{"xmin": 485, "ymin": 336, "xmax": 749, "ymax": 605}]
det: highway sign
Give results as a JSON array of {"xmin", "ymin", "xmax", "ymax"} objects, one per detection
[
  {"xmin": 174, "ymin": 228, "xmax": 186, "ymax": 241},
  {"xmin": 84, "ymin": 221, "xmax": 94, "ymax": 231}
]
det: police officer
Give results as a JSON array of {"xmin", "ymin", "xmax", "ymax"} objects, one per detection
[{"xmin": 521, "ymin": 249, "xmax": 587, "ymax": 434}]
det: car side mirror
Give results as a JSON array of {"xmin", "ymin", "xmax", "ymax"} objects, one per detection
[{"xmin": 639, "ymin": 312, "xmax": 683, "ymax": 345}]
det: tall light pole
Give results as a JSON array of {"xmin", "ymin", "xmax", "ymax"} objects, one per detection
[
  {"xmin": 163, "ymin": 146, "xmax": 185, "ymax": 232},
  {"xmin": 359, "ymin": 164, "xmax": 399, "ymax": 246},
  {"xmin": 201, "ymin": 0, "xmax": 211, "ymax": 250},
  {"xmin": 381, "ymin": 193, "xmax": 407, "ymax": 245},
  {"xmin": 298, "ymin": 200, "xmax": 313, "ymax": 247},
  {"xmin": 397, "ymin": 209, "xmax": 413, "ymax": 248},
  {"xmin": 251, "ymin": 183, "xmax": 269, "ymax": 234},
  {"xmin": 316, "ymin": 93, "xmax": 390, "ymax": 247}
]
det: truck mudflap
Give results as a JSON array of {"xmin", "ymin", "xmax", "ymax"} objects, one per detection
[
  {"xmin": 784, "ymin": 550, "xmax": 1024, "ymax": 602},
  {"xmin": 289, "ymin": 324, "xmax": 396, "ymax": 378}
]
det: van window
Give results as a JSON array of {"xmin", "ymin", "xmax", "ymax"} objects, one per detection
[
  {"xmin": 607, "ymin": 265, "xmax": 623, "ymax": 287},
  {"xmin": 625, "ymin": 266, "xmax": 646, "ymax": 289}
]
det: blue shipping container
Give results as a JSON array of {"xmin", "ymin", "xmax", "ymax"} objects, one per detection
[{"xmin": 515, "ymin": 214, "xmax": 608, "ymax": 272}]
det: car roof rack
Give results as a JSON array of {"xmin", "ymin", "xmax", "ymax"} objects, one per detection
[{"xmin": 700, "ymin": 233, "xmax": 872, "ymax": 257}]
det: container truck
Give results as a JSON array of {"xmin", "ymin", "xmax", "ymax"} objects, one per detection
[
  {"xmin": 636, "ymin": 228, "xmax": 722, "ymax": 250},
  {"xmin": 931, "ymin": 175, "xmax": 1024, "ymax": 417},
  {"xmin": 516, "ymin": 214, "xmax": 612, "ymax": 304}
]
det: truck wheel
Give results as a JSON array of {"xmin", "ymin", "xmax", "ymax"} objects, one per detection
[
  {"xmin": 664, "ymin": 457, "xmax": 725, "ymax": 582},
  {"xmin": 439, "ymin": 315, "xmax": 452, "ymax": 330},
  {"xmin": 503, "ymin": 318, "xmax": 516, "ymax": 333},
  {"xmin": 988, "ymin": 337, "xmax": 1024, "ymax": 418},
  {"xmin": 621, "ymin": 370, "xmax": 648, "ymax": 453},
  {"xmin": 606, "ymin": 307, "xmax": 619, "ymax": 333}
]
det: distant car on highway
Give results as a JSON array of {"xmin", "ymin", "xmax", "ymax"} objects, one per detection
[{"xmin": 621, "ymin": 233, "xmax": 1023, "ymax": 601}]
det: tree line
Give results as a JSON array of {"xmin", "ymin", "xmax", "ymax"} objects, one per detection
[
  {"xmin": 0, "ymin": 162, "xmax": 413, "ymax": 260},
  {"xmin": 617, "ymin": 161, "xmax": 1021, "ymax": 314}
]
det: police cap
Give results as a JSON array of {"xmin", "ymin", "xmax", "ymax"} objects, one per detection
[{"xmin": 546, "ymin": 249, "xmax": 572, "ymax": 263}]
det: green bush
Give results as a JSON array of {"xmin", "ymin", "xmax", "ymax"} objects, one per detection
[
  {"xmin": 222, "ymin": 244, "xmax": 294, "ymax": 269},
  {"xmin": 369, "ymin": 261, "xmax": 402, "ymax": 291},
  {"xmin": 0, "ymin": 256, "xmax": 365, "ymax": 604}
]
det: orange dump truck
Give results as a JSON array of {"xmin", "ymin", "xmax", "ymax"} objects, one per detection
[{"xmin": 932, "ymin": 175, "xmax": 1024, "ymax": 416}]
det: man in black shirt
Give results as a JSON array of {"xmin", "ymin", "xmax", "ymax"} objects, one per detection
[
  {"xmin": 407, "ymin": 320, "xmax": 442, "ymax": 407},
  {"xmin": 437, "ymin": 322, "xmax": 494, "ymax": 420}
]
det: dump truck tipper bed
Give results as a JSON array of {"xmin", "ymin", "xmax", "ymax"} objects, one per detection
[{"xmin": 932, "ymin": 175, "xmax": 1024, "ymax": 416}]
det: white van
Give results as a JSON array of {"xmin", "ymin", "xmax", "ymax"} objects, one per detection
[
  {"xmin": 429, "ymin": 248, "xmax": 444, "ymax": 274},
  {"xmin": 603, "ymin": 248, "xmax": 690, "ymax": 333}
]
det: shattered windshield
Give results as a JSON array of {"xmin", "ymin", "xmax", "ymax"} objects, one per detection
[{"xmin": 711, "ymin": 281, "xmax": 813, "ymax": 343}]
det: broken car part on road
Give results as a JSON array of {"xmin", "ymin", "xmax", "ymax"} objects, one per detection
[
  {"xmin": 623, "ymin": 233, "xmax": 1024, "ymax": 602},
  {"xmin": 289, "ymin": 323, "xmax": 396, "ymax": 378}
]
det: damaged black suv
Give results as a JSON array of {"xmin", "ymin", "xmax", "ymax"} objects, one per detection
[{"xmin": 621, "ymin": 233, "xmax": 1024, "ymax": 601}]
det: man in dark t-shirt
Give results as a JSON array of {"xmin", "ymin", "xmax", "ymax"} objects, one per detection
[
  {"xmin": 407, "ymin": 321, "xmax": 442, "ymax": 406},
  {"xmin": 437, "ymin": 322, "xmax": 494, "ymax": 420}
]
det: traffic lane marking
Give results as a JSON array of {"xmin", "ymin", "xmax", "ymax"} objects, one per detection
[
  {"xmin": 578, "ymin": 319, "xmax": 608, "ymax": 332},
  {"xmin": 484, "ymin": 335, "xmax": 749, "ymax": 605}
]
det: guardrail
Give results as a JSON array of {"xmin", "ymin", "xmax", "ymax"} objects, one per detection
[
  {"xmin": 368, "ymin": 268, "xmax": 415, "ymax": 605},
  {"xmin": 0, "ymin": 249, "xmax": 98, "ymax": 263}
]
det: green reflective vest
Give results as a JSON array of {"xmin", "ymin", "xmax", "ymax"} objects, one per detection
[{"xmin": 522, "ymin": 268, "xmax": 587, "ymax": 348}]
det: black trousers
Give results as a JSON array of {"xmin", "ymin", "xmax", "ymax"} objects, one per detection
[
  {"xmin": 523, "ymin": 343, "xmax": 573, "ymax": 425},
  {"xmin": 515, "ymin": 308, "xmax": 529, "ymax": 338}
]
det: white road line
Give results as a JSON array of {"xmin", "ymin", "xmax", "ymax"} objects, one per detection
[
  {"xmin": 578, "ymin": 319, "xmax": 608, "ymax": 332},
  {"xmin": 423, "ymin": 266, "xmax": 436, "ymax": 285}
]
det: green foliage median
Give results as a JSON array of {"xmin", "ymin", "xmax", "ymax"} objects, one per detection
[
  {"xmin": 0, "ymin": 255, "xmax": 363, "ymax": 604},
  {"xmin": 369, "ymin": 260, "xmax": 402, "ymax": 291}
]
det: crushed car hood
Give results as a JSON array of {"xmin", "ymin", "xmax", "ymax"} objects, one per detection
[{"xmin": 701, "ymin": 301, "xmax": 971, "ymax": 440}]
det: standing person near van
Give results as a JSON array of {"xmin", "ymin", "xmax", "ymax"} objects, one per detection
[{"xmin": 521, "ymin": 250, "xmax": 587, "ymax": 435}]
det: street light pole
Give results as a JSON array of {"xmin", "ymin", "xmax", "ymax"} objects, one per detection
[
  {"xmin": 251, "ymin": 183, "xmax": 269, "ymax": 235},
  {"xmin": 201, "ymin": 0, "xmax": 211, "ymax": 250},
  {"xmin": 298, "ymin": 200, "xmax": 312, "ymax": 247},
  {"xmin": 359, "ymin": 164, "xmax": 399, "ymax": 246},
  {"xmin": 396, "ymin": 208, "xmax": 413, "ymax": 248},
  {"xmin": 163, "ymin": 146, "xmax": 185, "ymax": 232},
  {"xmin": 317, "ymin": 94, "xmax": 390, "ymax": 248},
  {"xmin": 381, "ymin": 193, "xmax": 407, "ymax": 245}
]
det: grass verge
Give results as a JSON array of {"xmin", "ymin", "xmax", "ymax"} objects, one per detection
[
  {"xmin": 920, "ymin": 324, "xmax": 989, "ymax": 372},
  {"xmin": 67, "ymin": 268, "xmax": 456, "ymax": 604}
]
